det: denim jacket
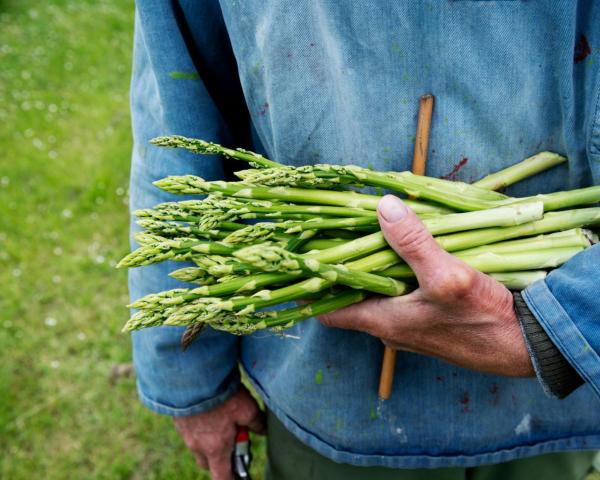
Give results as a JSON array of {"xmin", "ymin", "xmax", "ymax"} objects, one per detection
[{"xmin": 129, "ymin": 0, "xmax": 600, "ymax": 468}]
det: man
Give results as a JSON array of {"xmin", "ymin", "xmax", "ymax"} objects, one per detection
[{"xmin": 129, "ymin": 1, "xmax": 600, "ymax": 479}]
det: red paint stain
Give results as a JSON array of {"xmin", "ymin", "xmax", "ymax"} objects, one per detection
[
  {"xmin": 441, "ymin": 157, "xmax": 468, "ymax": 180},
  {"xmin": 574, "ymin": 33, "xmax": 591, "ymax": 63},
  {"xmin": 258, "ymin": 102, "xmax": 269, "ymax": 116},
  {"xmin": 309, "ymin": 42, "xmax": 316, "ymax": 47},
  {"xmin": 460, "ymin": 391, "xmax": 471, "ymax": 413},
  {"xmin": 287, "ymin": 52, "xmax": 293, "ymax": 59},
  {"xmin": 252, "ymin": 359, "xmax": 257, "ymax": 369}
]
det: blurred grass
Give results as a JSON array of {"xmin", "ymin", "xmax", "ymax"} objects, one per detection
[{"xmin": 0, "ymin": 1, "xmax": 265, "ymax": 478}]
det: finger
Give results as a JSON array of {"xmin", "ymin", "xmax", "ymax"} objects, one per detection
[
  {"xmin": 208, "ymin": 447, "xmax": 234, "ymax": 480},
  {"xmin": 318, "ymin": 295, "xmax": 399, "ymax": 337},
  {"xmin": 244, "ymin": 410, "xmax": 267, "ymax": 435},
  {"xmin": 377, "ymin": 195, "xmax": 453, "ymax": 284},
  {"xmin": 234, "ymin": 389, "xmax": 267, "ymax": 434}
]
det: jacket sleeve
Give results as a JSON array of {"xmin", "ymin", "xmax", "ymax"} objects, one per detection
[
  {"xmin": 128, "ymin": 1, "xmax": 250, "ymax": 416},
  {"xmin": 523, "ymin": 243, "xmax": 600, "ymax": 399}
]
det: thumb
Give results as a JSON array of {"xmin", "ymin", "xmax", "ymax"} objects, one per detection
[{"xmin": 377, "ymin": 195, "xmax": 449, "ymax": 283}]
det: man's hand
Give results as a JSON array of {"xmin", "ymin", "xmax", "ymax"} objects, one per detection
[
  {"xmin": 173, "ymin": 387, "xmax": 265, "ymax": 480},
  {"xmin": 319, "ymin": 195, "xmax": 535, "ymax": 377}
]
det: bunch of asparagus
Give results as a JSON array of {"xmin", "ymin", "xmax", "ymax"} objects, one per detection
[{"xmin": 119, "ymin": 136, "xmax": 600, "ymax": 348}]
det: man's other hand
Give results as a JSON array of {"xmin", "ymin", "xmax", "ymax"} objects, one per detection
[
  {"xmin": 319, "ymin": 195, "xmax": 535, "ymax": 377},
  {"xmin": 173, "ymin": 387, "xmax": 265, "ymax": 480}
]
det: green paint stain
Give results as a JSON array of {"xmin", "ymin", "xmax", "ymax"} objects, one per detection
[
  {"xmin": 335, "ymin": 418, "xmax": 343, "ymax": 431},
  {"xmin": 168, "ymin": 71, "xmax": 201, "ymax": 81},
  {"xmin": 251, "ymin": 63, "xmax": 261, "ymax": 76},
  {"xmin": 315, "ymin": 368, "xmax": 323, "ymax": 385},
  {"xmin": 588, "ymin": 57, "xmax": 594, "ymax": 66},
  {"xmin": 391, "ymin": 41, "xmax": 403, "ymax": 54},
  {"xmin": 370, "ymin": 407, "xmax": 378, "ymax": 420}
]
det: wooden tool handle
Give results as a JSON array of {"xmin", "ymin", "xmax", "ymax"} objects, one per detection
[{"xmin": 378, "ymin": 94, "xmax": 434, "ymax": 400}]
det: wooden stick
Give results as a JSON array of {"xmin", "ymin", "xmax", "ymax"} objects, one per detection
[
  {"xmin": 378, "ymin": 94, "xmax": 434, "ymax": 400},
  {"xmin": 412, "ymin": 94, "xmax": 434, "ymax": 176}
]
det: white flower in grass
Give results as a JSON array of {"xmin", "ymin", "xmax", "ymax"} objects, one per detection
[{"xmin": 45, "ymin": 317, "xmax": 57, "ymax": 327}]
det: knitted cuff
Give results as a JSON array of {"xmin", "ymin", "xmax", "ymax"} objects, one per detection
[{"xmin": 513, "ymin": 292, "xmax": 584, "ymax": 399}]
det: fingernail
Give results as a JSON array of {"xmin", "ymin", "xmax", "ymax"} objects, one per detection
[{"xmin": 378, "ymin": 195, "xmax": 408, "ymax": 223}]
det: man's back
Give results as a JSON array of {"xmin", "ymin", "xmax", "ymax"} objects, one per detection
[{"xmin": 130, "ymin": 0, "xmax": 600, "ymax": 469}]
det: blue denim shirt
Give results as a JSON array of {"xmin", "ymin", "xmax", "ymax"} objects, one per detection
[{"xmin": 129, "ymin": 0, "xmax": 600, "ymax": 468}]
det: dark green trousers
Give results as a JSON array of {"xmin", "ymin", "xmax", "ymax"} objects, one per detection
[{"xmin": 265, "ymin": 411, "xmax": 596, "ymax": 480}]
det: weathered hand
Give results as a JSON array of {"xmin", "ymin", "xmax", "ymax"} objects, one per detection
[
  {"xmin": 319, "ymin": 195, "xmax": 534, "ymax": 377},
  {"xmin": 173, "ymin": 387, "xmax": 265, "ymax": 480}
]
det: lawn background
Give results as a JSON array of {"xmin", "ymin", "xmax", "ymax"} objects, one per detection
[{"xmin": 0, "ymin": 1, "xmax": 265, "ymax": 478}]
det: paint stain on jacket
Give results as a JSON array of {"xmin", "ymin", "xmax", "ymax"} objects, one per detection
[
  {"xmin": 168, "ymin": 71, "xmax": 200, "ymax": 81},
  {"xmin": 574, "ymin": 33, "xmax": 591, "ymax": 63},
  {"xmin": 460, "ymin": 391, "xmax": 471, "ymax": 413},
  {"xmin": 441, "ymin": 157, "xmax": 468, "ymax": 180}
]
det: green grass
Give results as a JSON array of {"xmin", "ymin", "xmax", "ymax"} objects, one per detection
[{"xmin": 0, "ymin": 1, "xmax": 265, "ymax": 478}]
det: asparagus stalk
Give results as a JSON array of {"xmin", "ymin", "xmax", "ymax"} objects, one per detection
[
  {"xmin": 458, "ymin": 247, "xmax": 583, "ymax": 273},
  {"xmin": 181, "ymin": 322, "xmax": 206, "ymax": 350},
  {"xmin": 517, "ymin": 185, "xmax": 600, "ymax": 212},
  {"xmin": 150, "ymin": 135, "xmax": 282, "ymax": 168},
  {"xmin": 300, "ymin": 238, "xmax": 347, "ymax": 252},
  {"xmin": 437, "ymin": 207, "xmax": 600, "ymax": 251},
  {"xmin": 117, "ymin": 238, "xmax": 235, "ymax": 268},
  {"xmin": 284, "ymin": 216, "xmax": 379, "ymax": 233},
  {"xmin": 213, "ymin": 289, "xmax": 368, "ymax": 334},
  {"xmin": 488, "ymin": 271, "xmax": 547, "ymax": 289},
  {"xmin": 380, "ymin": 246, "xmax": 585, "ymax": 278},
  {"xmin": 454, "ymin": 228, "xmax": 593, "ymax": 256},
  {"xmin": 237, "ymin": 164, "xmax": 508, "ymax": 210},
  {"xmin": 473, "ymin": 152, "xmax": 567, "ymax": 190},
  {"xmin": 233, "ymin": 245, "xmax": 408, "ymax": 296},
  {"xmin": 154, "ymin": 175, "xmax": 451, "ymax": 214},
  {"xmin": 169, "ymin": 266, "xmax": 220, "ymax": 284},
  {"xmin": 279, "ymin": 201, "xmax": 540, "ymax": 235},
  {"xmin": 136, "ymin": 218, "xmax": 227, "ymax": 241}
]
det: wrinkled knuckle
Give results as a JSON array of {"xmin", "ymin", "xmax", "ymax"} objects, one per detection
[
  {"xmin": 435, "ymin": 265, "xmax": 477, "ymax": 299},
  {"xmin": 240, "ymin": 403, "xmax": 258, "ymax": 423}
]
